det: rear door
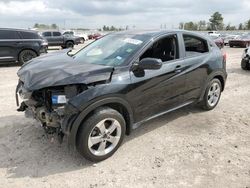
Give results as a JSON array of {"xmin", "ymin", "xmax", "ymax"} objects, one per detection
[
  {"xmin": 51, "ymin": 32, "xmax": 64, "ymax": 45},
  {"xmin": 181, "ymin": 34, "xmax": 211, "ymax": 101},
  {"xmin": 0, "ymin": 30, "xmax": 21, "ymax": 62}
]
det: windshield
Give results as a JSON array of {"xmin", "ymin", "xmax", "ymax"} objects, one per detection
[
  {"xmin": 237, "ymin": 35, "xmax": 250, "ymax": 39},
  {"xmin": 73, "ymin": 33, "xmax": 150, "ymax": 66}
]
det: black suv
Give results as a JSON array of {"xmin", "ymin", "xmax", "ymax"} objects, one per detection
[
  {"xmin": 0, "ymin": 28, "xmax": 48, "ymax": 65},
  {"xmin": 241, "ymin": 47, "xmax": 250, "ymax": 70},
  {"xmin": 16, "ymin": 30, "xmax": 227, "ymax": 162},
  {"xmin": 41, "ymin": 31, "xmax": 81, "ymax": 49}
]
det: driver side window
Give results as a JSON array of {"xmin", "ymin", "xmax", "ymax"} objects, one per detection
[{"xmin": 140, "ymin": 35, "xmax": 179, "ymax": 62}]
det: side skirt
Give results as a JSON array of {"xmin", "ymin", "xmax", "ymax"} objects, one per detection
[{"xmin": 132, "ymin": 100, "xmax": 194, "ymax": 129}]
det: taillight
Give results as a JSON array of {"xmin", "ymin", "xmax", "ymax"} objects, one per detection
[{"xmin": 222, "ymin": 51, "xmax": 227, "ymax": 63}]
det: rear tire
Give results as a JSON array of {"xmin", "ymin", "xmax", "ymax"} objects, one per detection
[
  {"xmin": 200, "ymin": 78, "xmax": 222, "ymax": 111},
  {"xmin": 65, "ymin": 41, "xmax": 74, "ymax": 48},
  {"xmin": 80, "ymin": 38, "xmax": 85, "ymax": 43},
  {"xmin": 18, "ymin": 50, "xmax": 37, "ymax": 65},
  {"xmin": 76, "ymin": 107, "xmax": 126, "ymax": 162}
]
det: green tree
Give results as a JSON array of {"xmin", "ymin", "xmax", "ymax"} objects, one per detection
[
  {"xmin": 51, "ymin": 23, "xmax": 58, "ymax": 29},
  {"xmin": 238, "ymin": 23, "xmax": 244, "ymax": 30},
  {"xmin": 209, "ymin": 12, "xmax": 224, "ymax": 30},
  {"xmin": 184, "ymin": 22, "xmax": 198, "ymax": 30},
  {"xmin": 179, "ymin": 22, "xmax": 184, "ymax": 29},
  {"xmin": 197, "ymin": 20, "xmax": 206, "ymax": 30},
  {"xmin": 245, "ymin": 19, "xmax": 250, "ymax": 30},
  {"xmin": 34, "ymin": 23, "xmax": 39, "ymax": 28},
  {"xmin": 226, "ymin": 24, "xmax": 236, "ymax": 30},
  {"xmin": 110, "ymin": 26, "xmax": 116, "ymax": 31},
  {"xmin": 225, "ymin": 24, "xmax": 231, "ymax": 30}
]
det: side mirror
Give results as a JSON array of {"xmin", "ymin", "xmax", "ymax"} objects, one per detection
[{"xmin": 136, "ymin": 58, "xmax": 162, "ymax": 70}]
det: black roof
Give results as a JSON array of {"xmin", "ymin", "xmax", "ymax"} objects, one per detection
[
  {"xmin": 0, "ymin": 28, "xmax": 38, "ymax": 33},
  {"xmin": 113, "ymin": 29, "xmax": 207, "ymax": 39}
]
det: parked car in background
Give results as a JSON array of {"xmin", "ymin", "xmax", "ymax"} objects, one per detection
[
  {"xmin": 229, "ymin": 35, "xmax": 250, "ymax": 48},
  {"xmin": 41, "ymin": 31, "xmax": 81, "ymax": 49},
  {"xmin": 208, "ymin": 31, "xmax": 221, "ymax": 37},
  {"xmin": 63, "ymin": 30, "xmax": 88, "ymax": 43},
  {"xmin": 221, "ymin": 34, "xmax": 238, "ymax": 46},
  {"xmin": 88, "ymin": 33, "xmax": 102, "ymax": 40},
  {"xmin": 0, "ymin": 28, "xmax": 48, "ymax": 65},
  {"xmin": 241, "ymin": 47, "xmax": 250, "ymax": 70},
  {"xmin": 210, "ymin": 36, "xmax": 224, "ymax": 48},
  {"xmin": 16, "ymin": 30, "xmax": 227, "ymax": 162}
]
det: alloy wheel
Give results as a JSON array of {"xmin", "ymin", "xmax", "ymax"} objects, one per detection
[
  {"xmin": 207, "ymin": 82, "xmax": 221, "ymax": 107},
  {"xmin": 22, "ymin": 51, "xmax": 36, "ymax": 62},
  {"xmin": 88, "ymin": 118, "xmax": 122, "ymax": 156}
]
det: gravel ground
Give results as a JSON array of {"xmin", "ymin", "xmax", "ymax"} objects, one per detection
[{"xmin": 0, "ymin": 45, "xmax": 249, "ymax": 188}]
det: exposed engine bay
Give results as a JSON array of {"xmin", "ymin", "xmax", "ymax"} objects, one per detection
[{"xmin": 16, "ymin": 82, "xmax": 88, "ymax": 139}]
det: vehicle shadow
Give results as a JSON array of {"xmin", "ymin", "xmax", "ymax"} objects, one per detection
[
  {"xmin": 0, "ymin": 104, "xmax": 205, "ymax": 178},
  {"xmin": 0, "ymin": 62, "xmax": 20, "ymax": 67}
]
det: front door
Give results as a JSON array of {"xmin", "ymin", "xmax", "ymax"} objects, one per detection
[{"xmin": 128, "ymin": 34, "xmax": 188, "ymax": 122}]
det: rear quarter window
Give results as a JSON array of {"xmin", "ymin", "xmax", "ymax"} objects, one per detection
[
  {"xmin": 183, "ymin": 35, "xmax": 209, "ymax": 57},
  {"xmin": 20, "ymin": 31, "xmax": 40, "ymax": 39},
  {"xmin": 0, "ymin": 30, "xmax": 20, "ymax": 39}
]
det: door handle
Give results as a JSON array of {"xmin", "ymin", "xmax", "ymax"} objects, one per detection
[{"xmin": 175, "ymin": 65, "xmax": 182, "ymax": 73}]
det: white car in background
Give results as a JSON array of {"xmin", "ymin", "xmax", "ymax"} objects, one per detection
[
  {"xmin": 208, "ymin": 31, "xmax": 221, "ymax": 37},
  {"xmin": 63, "ymin": 30, "xmax": 88, "ymax": 43}
]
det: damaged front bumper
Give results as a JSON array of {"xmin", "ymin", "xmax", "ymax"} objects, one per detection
[{"xmin": 15, "ymin": 81, "xmax": 81, "ymax": 138}]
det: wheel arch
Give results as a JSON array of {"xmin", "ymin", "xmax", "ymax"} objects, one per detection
[
  {"xmin": 68, "ymin": 97, "xmax": 134, "ymax": 147},
  {"xmin": 199, "ymin": 71, "xmax": 227, "ymax": 101},
  {"xmin": 65, "ymin": 40, "xmax": 75, "ymax": 44}
]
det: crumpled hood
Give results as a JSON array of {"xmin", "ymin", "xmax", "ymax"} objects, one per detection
[{"xmin": 17, "ymin": 50, "xmax": 114, "ymax": 91}]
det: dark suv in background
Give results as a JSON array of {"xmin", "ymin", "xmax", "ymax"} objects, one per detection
[
  {"xmin": 0, "ymin": 28, "xmax": 48, "ymax": 65},
  {"xmin": 41, "ymin": 31, "xmax": 81, "ymax": 49}
]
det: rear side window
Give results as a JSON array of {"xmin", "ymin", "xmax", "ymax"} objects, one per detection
[
  {"xmin": 0, "ymin": 30, "xmax": 20, "ymax": 39},
  {"xmin": 53, "ymin": 32, "xmax": 61, "ymax": 36},
  {"xmin": 183, "ymin": 35, "xmax": 208, "ymax": 56},
  {"xmin": 20, "ymin": 31, "xmax": 39, "ymax": 39},
  {"xmin": 42, "ymin": 32, "xmax": 51, "ymax": 37}
]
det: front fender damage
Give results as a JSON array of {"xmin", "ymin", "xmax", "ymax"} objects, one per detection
[{"xmin": 16, "ymin": 73, "xmax": 113, "ymax": 143}]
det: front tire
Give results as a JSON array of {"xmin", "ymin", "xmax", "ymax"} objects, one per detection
[
  {"xmin": 76, "ymin": 107, "xmax": 126, "ymax": 162},
  {"xmin": 200, "ymin": 78, "xmax": 222, "ymax": 110},
  {"xmin": 18, "ymin": 50, "xmax": 37, "ymax": 65},
  {"xmin": 241, "ymin": 59, "xmax": 250, "ymax": 70}
]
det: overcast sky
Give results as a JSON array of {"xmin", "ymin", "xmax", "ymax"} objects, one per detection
[{"xmin": 0, "ymin": 0, "xmax": 249, "ymax": 29}]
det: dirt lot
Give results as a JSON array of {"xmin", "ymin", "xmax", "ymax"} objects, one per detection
[{"xmin": 0, "ymin": 45, "xmax": 249, "ymax": 188}]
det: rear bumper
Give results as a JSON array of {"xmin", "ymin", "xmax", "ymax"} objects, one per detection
[
  {"xmin": 39, "ymin": 45, "xmax": 48, "ymax": 55},
  {"xmin": 229, "ymin": 41, "xmax": 246, "ymax": 47},
  {"xmin": 74, "ymin": 40, "xmax": 81, "ymax": 45}
]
